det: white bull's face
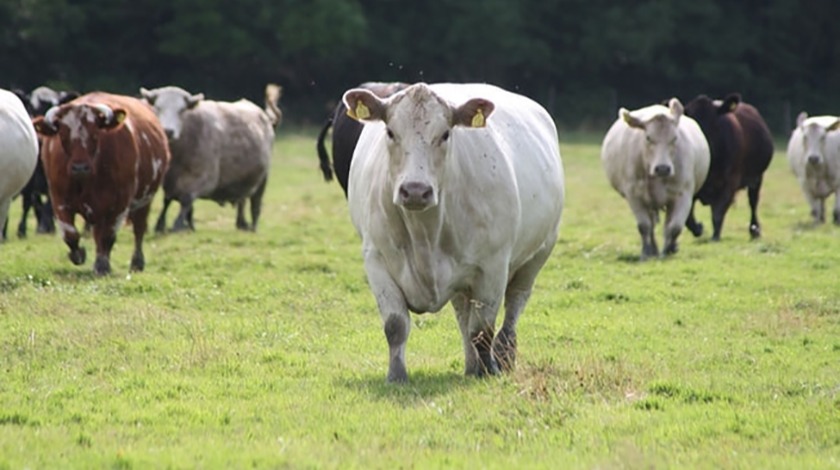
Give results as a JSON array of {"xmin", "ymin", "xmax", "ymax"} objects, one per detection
[
  {"xmin": 343, "ymin": 84, "xmax": 494, "ymax": 211},
  {"xmin": 140, "ymin": 87, "xmax": 203, "ymax": 140},
  {"xmin": 622, "ymin": 99, "xmax": 684, "ymax": 178}
]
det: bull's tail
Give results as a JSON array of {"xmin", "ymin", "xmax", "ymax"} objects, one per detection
[
  {"xmin": 316, "ymin": 117, "xmax": 334, "ymax": 182},
  {"xmin": 264, "ymin": 83, "xmax": 283, "ymax": 128}
]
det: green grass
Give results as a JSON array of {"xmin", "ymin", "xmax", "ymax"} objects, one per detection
[{"xmin": 1, "ymin": 130, "xmax": 838, "ymax": 469}]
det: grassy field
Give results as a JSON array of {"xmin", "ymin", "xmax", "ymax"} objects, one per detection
[{"xmin": 1, "ymin": 129, "xmax": 838, "ymax": 469}]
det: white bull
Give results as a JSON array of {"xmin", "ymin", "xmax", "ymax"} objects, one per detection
[
  {"xmin": 140, "ymin": 85, "xmax": 281, "ymax": 232},
  {"xmin": 786, "ymin": 112, "xmax": 840, "ymax": 224},
  {"xmin": 0, "ymin": 89, "xmax": 39, "ymax": 241},
  {"xmin": 601, "ymin": 99, "xmax": 710, "ymax": 259},
  {"xmin": 344, "ymin": 83, "xmax": 564, "ymax": 382}
]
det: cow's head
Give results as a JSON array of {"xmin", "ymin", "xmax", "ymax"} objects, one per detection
[
  {"xmin": 621, "ymin": 98, "xmax": 684, "ymax": 178},
  {"xmin": 684, "ymin": 93, "xmax": 740, "ymax": 134},
  {"xmin": 140, "ymin": 86, "xmax": 203, "ymax": 140},
  {"xmin": 32, "ymin": 102, "xmax": 127, "ymax": 177},
  {"xmin": 796, "ymin": 112, "xmax": 840, "ymax": 166},
  {"xmin": 343, "ymin": 83, "xmax": 494, "ymax": 211}
]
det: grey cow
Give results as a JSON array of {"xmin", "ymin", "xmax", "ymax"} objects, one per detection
[{"xmin": 141, "ymin": 84, "xmax": 282, "ymax": 232}]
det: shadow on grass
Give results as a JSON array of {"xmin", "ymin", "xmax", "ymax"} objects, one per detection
[
  {"xmin": 339, "ymin": 369, "xmax": 482, "ymax": 403},
  {"xmin": 51, "ymin": 267, "xmax": 98, "ymax": 283}
]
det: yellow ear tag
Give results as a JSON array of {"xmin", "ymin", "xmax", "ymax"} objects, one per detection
[
  {"xmin": 729, "ymin": 102, "xmax": 737, "ymax": 112},
  {"xmin": 115, "ymin": 111, "xmax": 127, "ymax": 124},
  {"xmin": 471, "ymin": 108, "xmax": 485, "ymax": 128},
  {"xmin": 355, "ymin": 101, "xmax": 370, "ymax": 120}
]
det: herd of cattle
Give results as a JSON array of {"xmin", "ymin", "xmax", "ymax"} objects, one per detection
[{"xmin": 1, "ymin": 81, "xmax": 839, "ymax": 381}]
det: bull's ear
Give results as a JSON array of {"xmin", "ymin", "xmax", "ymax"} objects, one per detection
[
  {"xmin": 343, "ymin": 89, "xmax": 386, "ymax": 122},
  {"xmin": 620, "ymin": 108, "xmax": 644, "ymax": 129},
  {"xmin": 187, "ymin": 93, "xmax": 204, "ymax": 109},
  {"xmin": 58, "ymin": 91, "xmax": 79, "ymax": 105},
  {"xmin": 453, "ymin": 98, "xmax": 494, "ymax": 128},
  {"xmin": 140, "ymin": 87, "xmax": 156, "ymax": 104},
  {"xmin": 719, "ymin": 93, "xmax": 741, "ymax": 114},
  {"xmin": 32, "ymin": 116, "xmax": 57, "ymax": 136},
  {"xmin": 827, "ymin": 118, "xmax": 840, "ymax": 132},
  {"xmin": 99, "ymin": 107, "xmax": 127, "ymax": 130},
  {"xmin": 796, "ymin": 111, "xmax": 808, "ymax": 129},
  {"xmin": 668, "ymin": 98, "xmax": 683, "ymax": 121}
]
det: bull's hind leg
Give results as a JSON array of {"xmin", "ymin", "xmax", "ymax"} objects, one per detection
[
  {"xmin": 832, "ymin": 190, "xmax": 840, "ymax": 225},
  {"xmin": 493, "ymin": 244, "xmax": 554, "ymax": 372},
  {"xmin": 453, "ymin": 272, "xmax": 506, "ymax": 377},
  {"xmin": 248, "ymin": 176, "xmax": 268, "ymax": 231},
  {"xmin": 747, "ymin": 177, "xmax": 763, "ymax": 238},
  {"xmin": 154, "ymin": 196, "xmax": 174, "ymax": 234},
  {"xmin": 129, "ymin": 205, "xmax": 152, "ymax": 272},
  {"xmin": 710, "ymin": 190, "xmax": 736, "ymax": 241},
  {"xmin": 685, "ymin": 199, "xmax": 704, "ymax": 237}
]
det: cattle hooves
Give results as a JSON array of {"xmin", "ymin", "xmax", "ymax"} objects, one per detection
[
  {"xmin": 93, "ymin": 256, "xmax": 111, "ymax": 276},
  {"xmin": 69, "ymin": 247, "xmax": 86, "ymax": 265},
  {"xmin": 688, "ymin": 223, "xmax": 703, "ymax": 237},
  {"xmin": 130, "ymin": 254, "xmax": 145, "ymax": 272},
  {"xmin": 749, "ymin": 224, "xmax": 761, "ymax": 239}
]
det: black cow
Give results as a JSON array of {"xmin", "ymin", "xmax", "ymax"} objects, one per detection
[
  {"xmin": 8, "ymin": 86, "xmax": 79, "ymax": 238},
  {"xmin": 316, "ymin": 82, "xmax": 409, "ymax": 197},
  {"xmin": 683, "ymin": 93, "xmax": 774, "ymax": 240}
]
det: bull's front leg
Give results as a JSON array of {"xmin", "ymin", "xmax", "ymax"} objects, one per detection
[
  {"xmin": 832, "ymin": 190, "xmax": 840, "ymax": 225},
  {"xmin": 805, "ymin": 191, "xmax": 825, "ymax": 224},
  {"xmin": 172, "ymin": 195, "xmax": 196, "ymax": 232},
  {"xmin": 628, "ymin": 199, "xmax": 658, "ymax": 260},
  {"xmin": 364, "ymin": 250, "xmax": 410, "ymax": 383},
  {"xmin": 684, "ymin": 198, "xmax": 703, "ymax": 237},
  {"xmin": 91, "ymin": 216, "xmax": 120, "ymax": 276},
  {"xmin": 54, "ymin": 207, "xmax": 86, "ymax": 266},
  {"xmin": 154, "ymin": 196, "xmax": 174, "ymax": 234},
  {"xmin": 664, "ymin": 192, "xmax": 693, "ymax": 256},
  {"xmin": 129, "ymin": 204, "xmax": 152, "ymax": 272}
]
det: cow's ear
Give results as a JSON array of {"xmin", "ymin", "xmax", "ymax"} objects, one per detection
[
  {"xmin": 719, "ymin": 94, "xmax": 741, "ymax": 114},
  {"xmin": 668, "ymin": 98, "xmax": 684, "ymax": 121},
  {"xmin": 187, "ymin": 93, "xmax": 204, "ymax": 109},
  {"xmin": 140, "ymin": 87, "xmax": 156, "ymax": 104},
  {"xmin": 343, "ymin": 89, "xmax": 386, "ymax": 122},
  {"xmin": 827, "ymin": 119, "xmax": 840, "ymax": 132},
  {"xmin": 796, "ymin": 111, "xmax": 808, "ymax": 128},
  {"xmin": 58, "ymin": 91, "xmax": 79, "ymax": 105},
  {"xmin": 32, "ymin": 116, "xmax": 57, "ymax": 136},
  {"xmin": 620, "ymin": 108, "xmax": 644, "ymax": 129},
  {"xmin": 99, "ymin": 107, "xmax": 127, "ymax": 130},
  {"xmin": 453, "ymin": 98, "xmax": 494, "ymax": 128}
]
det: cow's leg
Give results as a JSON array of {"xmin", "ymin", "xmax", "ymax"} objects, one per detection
[
  {"xmin": 628, "ymin": 199, "xmax": 658, "ymax": 259},
  {"xmin": 833, "ymin": 190, "xmax": 840, "ymax": 225},
  {"xmin": 172, "ymin": 196, "xmax": 195, "ymax": 232},
  {"xmin": 493, "ymin": 244, "xmax": 553, "ymax": 372},
  {"xmin": 663, "ymin": 192, "xmax": 692, "ymax": 256},
  {"xmin": 364, "ymin": 250, "xmax": 410, "ymax": 383},
  {"xmin": 0, "ymin": 199, "xmax": 11, "ymax": 242},
  {"xmin": 54, "ymin": 208, "xmax": 86, "ymax": 266},
  {"xmin": 747, "ymin": 177, "xmax": 763, "ymax": 239},
  {"xmin": 36, "ymin": 195, "xmax": 55, "ymax": 234},
  {"xmin": 710, "ymin": 191, "xmax": 735, "ymax": 241},
  {"xmin": 154, "ymin": 196, "xmax": 174, "ymax": 234},
  {"xmin": 17, "ymin": 193, "xmax": 32, "ymax": 238},
  {"xmin": 453, "ymin": 273, "xmax": 505, "ymax": 377},
  {"xmin": 91, "ymin": 218, "xmax": 118, "ymax": 276},
  {"xmin": 248, "ymin": 176, "xmax": 268, "ymax": 231},
  {"xmin": 235, "ymin": 200, "xmax": 249, "ymax": 230},
  {"xmin": 129, "ymin": 205, "xmax": 151, "ymax": 272},
  {"xmin": 805, "ymin": 192, "xmax": 824, "ymax": 224},
  {"xmin": 685, "ymin": 198, "xmax": 703, "ymax": 237}
]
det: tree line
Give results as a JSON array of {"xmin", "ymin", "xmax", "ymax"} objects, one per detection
[{"xmin": 2, "ymin": 0, "xmax": 838, "ymax": 134}]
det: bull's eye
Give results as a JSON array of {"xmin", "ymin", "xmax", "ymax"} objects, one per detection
[
  {"xmin": 386, "ymin": 128, "xmax": 394, "ymax": 140},
  {"xmin": 441, "ymin": 130, "xmax": 450, "ymax": 143}
]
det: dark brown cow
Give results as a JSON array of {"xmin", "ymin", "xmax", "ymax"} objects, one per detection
[
  {"xmin": 683, "ymin": 93, "xmax": 774, "ymax": 240},
  {"xmin": 316, "ymin": 82, "xmax": 409, "ymax": 197},
  {"xmin": 32, "ymin": 92, "xmax": 171, "ymax": 275}
]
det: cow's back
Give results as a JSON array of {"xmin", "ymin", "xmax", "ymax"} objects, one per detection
[
  {"xmin": 0, "ymin": 90, "xmax": 39, "ymax": 201},
  {"xmin": 170, "ymin": 99, "xmax": 272, "ymax": 203}
]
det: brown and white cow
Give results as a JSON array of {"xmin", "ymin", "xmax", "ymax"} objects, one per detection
[{"xmin": 33, "ymin": 92, "xmax": 170, "ymax": 275}]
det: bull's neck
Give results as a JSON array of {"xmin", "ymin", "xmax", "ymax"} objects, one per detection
[{"xmin": 397, "ymin": 199, "xmax": 446, "ymax": 249}]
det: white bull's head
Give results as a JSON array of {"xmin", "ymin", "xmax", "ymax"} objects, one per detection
[
  {"xmin": 140, "ymin": 86, "xmax": 203, "ymax": 140},
  {"xmin": 342, "ymin": 83, "xmax": 494, "ymax": 211},
  {"xmin": 797, "ymin": 112, "xmax": 840, "ymax": 167},
  {"xmin": 621, "ymin": 98, "xmax": 684, "ymax": 178}
]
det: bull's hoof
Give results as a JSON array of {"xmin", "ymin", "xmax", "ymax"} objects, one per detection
[
  {"xmin": 69, "ymin": 247, "xmax": 86, "ymax": 265},
  {"xmin": 688, "ymin": 222, "xmax": 703, "ymax": 237},
  {"xmin": 664, "ymin": 243, "xmax": 679, "ymax": 256},
  {"xmin": 387, "ymin": 359, "xmax": 408, "ymax": 384},
  {"xmin": 130, "ymin": 253, "xmax": 145, "ymax": 272},
  {"xmin": 493, "ymin": 330, "xmax": 517, "ymax": 372},
  {"xmin": 93, "ymin": 256, "xmax": 111, "ymax": 276},
  {"xmin": 749, "ymin": 224, "xmax": 761, "ymax": 239}
]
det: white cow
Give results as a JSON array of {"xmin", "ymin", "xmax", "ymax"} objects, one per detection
[
  {"xmin": 0, "ymin": 89, "xmax": 39, "ymax": 242},
  {"xmin": 601, "ymin": 99, "xmax": 710, "ymax": 259},
  {"xmin": 786, "ymin": 112, "xmax": 840, "ymax": 224},
  {"xmin": 344, "ymin": 83, "xmax": 564, "ymax": 382}
]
